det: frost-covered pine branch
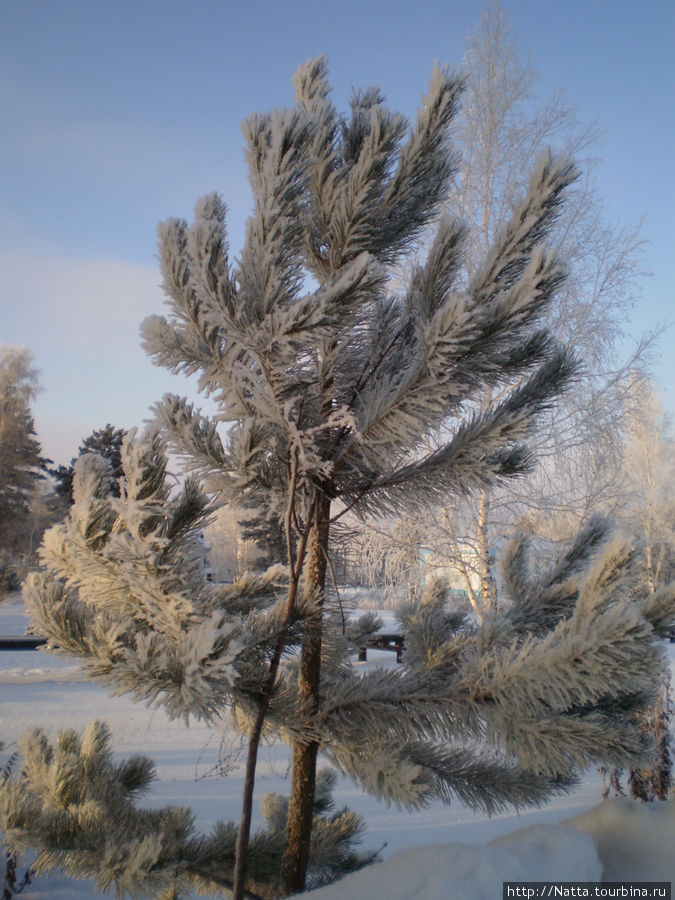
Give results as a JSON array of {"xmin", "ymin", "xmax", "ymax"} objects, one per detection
[
  {"xmin": 0, "ymin": 722, "xmax": 367, "ymax": 900},
  {"xmin": 11, "ymin": 53, "xmax": 675, "ymax": 899},
  {"xmin": 374, "ymin": 6, "xmax": 656, "ymax": 617},
  {"xmin": 315, "ymin": 523, "xmax": 672, "ymax": 810},
  {"xmin": 23, "ymin": 436, "xmax": 297, "ymax": 724}
]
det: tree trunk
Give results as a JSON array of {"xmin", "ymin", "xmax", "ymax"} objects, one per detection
[
  {"xmin": 440, "ymin": 507, "xmax": 481, "ymax": 618},
  {"xmin": 232, "ymin": 709, "xmax": 267, "ymax": 899},
  {"xmin": 279, "ymin": 493, "xmax": 331, "ymax": 894},
  {"xmin": 233, "ymin": 484, "xmax": 317, "ymax": 900},
  {"xmin": 629, "ymin": 678, "xmax": 672, "ymax": 802},
  {"xmin": 476, "ymin": 490, "xmax": 497, "ymax": 614}
]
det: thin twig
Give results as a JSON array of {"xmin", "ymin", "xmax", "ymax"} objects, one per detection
[{"xmin": 321, "ymin": 544, "xmax": 346, "ymax": 633}]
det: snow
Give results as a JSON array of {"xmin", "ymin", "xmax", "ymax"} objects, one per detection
[
  {"xmin": 307, "ymin": 801, "xmax": 675, "ymax": 898},
  {"xmin": 567, "ymin": 799, "xmax": 675, "ymax": 880},
  {"xmin": 307, "ymin": 826, "xmax": 601, "ymax": 899},
  {"xmin": 1, "ymin": 595, "xmax": 673, "ymax": 898}
]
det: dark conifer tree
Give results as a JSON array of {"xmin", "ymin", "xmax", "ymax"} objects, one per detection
[{"xmin": 51, "ymin": 424, "xmax": 127, "ymax": 504}]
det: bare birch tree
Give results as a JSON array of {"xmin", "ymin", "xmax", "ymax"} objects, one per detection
[
  {"xmin": 360, "ymin": 3, "xmax": 652, "ymax": 615},
  {"xmin": 618, "ymin": 373, "xmax": 675, "ymax": 593}
]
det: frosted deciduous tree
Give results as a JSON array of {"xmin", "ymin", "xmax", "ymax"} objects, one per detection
[
  {"xmin": 7, "ymin": 57, "xmax": 675, "ymax": 900},
  {"xmin": 363, "ymin": 3, "xmax": 651, "ymax": 615},
  {"xmin": 618, "ymin": 374, "xmax": 674, "ymax": 802},
  {"xmin": 0, "ymin": 346, "xmax": 49, "ymax": 589},
  {"xmin": 618, "ymin": 374, "xmax": 675, "ymax": 594}
]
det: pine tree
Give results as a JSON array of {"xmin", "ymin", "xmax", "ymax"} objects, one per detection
[
  {"xmin": 237, "ymin": 505, "xmax": 288, "ymax": 572},
  {"xmin": 51, "ymin": 423, "xmax": 127, "ymax": 504},
  {"xmin": 8, "ymin": 57, "xmax": 675, "ymax": 898},
  {"xmin": 0, "ymin": 721, "xmax": 368, "ymax": 899}
]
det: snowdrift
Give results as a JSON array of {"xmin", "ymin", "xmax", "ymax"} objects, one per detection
[{"xmin": 307, "ymin": 798, "xmax": 674, "ymax": 898}]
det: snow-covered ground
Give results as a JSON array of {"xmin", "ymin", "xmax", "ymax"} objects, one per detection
[{"xmin": 0, "ymin": 595, "xmax": 673, "ymax": 898}]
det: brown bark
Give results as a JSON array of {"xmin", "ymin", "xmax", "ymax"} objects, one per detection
[
  {"xmin": 232, "ymin": 478, "xmax": 317, "ymax": 900},
  {"xmin": 232, "ymin": 711, "xmax": 267, "ymax": 900},
  {"xmin": 279, "ymin": 492, "xmax": 331, "ymax": 895}
]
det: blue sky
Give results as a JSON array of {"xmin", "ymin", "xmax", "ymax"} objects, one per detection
[{"xmin": 1, "ymin": 0, "xmax": 673, "ymax": 465}]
